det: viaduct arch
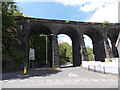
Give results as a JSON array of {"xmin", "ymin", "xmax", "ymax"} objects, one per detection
[{"xmin": 15, "ymin": 16, "xmax": 120, "ymax": 68}]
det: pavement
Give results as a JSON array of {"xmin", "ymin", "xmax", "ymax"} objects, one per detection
[{"xmin": 1, "ymin": 63, "xmax": 119, "ymax": 88}]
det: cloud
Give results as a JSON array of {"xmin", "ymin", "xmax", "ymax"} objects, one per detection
[
  {"xmin": 84, "ymin": 35, "xmax": 93, "ymax": 48},
  {"xmin": 87, "ymin": 1, "xmax": 118, "ymax": 23},
  {"xmin": 14, "ymin": 0, "xmax": 55, "ymax": 2},
  {"xmin": 58, "ymin": 34, "xmax": 93, "ymax": 48},
  {"xmin": 55, "ymin": 0, "xmax": 118, "ymax": 12},
  {"xmin": 80, "ymin": 0, "xmax": 118, "ymax": 12},
  {"xmin": 55, "ymin": 0, "xmax": 90, "ymax": 6},
  {"xmin": 58, "ymin": 34, "xmax": 72, "ymax": 45},
  {"xmin": 55, "ymin": 0, "xmax": 119, "ymax": 23}
]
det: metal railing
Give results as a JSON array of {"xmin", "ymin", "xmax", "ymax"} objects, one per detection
[{"xmin": 88, "ymin": 65, "xmax": 120, "ymax": 76}]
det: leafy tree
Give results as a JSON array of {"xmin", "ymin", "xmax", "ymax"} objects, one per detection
[
  {"xmin": 58, "ymin": 42, "xmax": 72, "ymax": 64},
  {"xmin": 2, "ymin": 2, "xmax": 24, "ymax": 62},
  {"xmin": 29, "ymin": 34, "xmax": 51, "ymax": 67},
  {"xmin": 86, "ymin": 47, "xmax": 94, "ymax": 61},
  {"xmin": 66, "ymin": 45, "xmax": 72, "ymax": 59}
]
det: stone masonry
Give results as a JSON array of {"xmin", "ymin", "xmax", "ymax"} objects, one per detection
[{"xmin": 15, "ymin": 16, "xmax": 120, "ymax": 68}]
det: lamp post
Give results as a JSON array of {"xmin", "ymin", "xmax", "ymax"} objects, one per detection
[{"xmin": 39, "ymin": 34, "xmax": 54, "ymax": 70}]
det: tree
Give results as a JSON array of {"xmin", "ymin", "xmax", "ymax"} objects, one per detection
[
  {"xmin": 29, "ymin": 33, "xmax": 51, "ymax": 67},
  {"xmin": 86, "ymin": 47, "xmax": 94, "ymax": 61},
  {"xmin": 2, "ymin": 2, "xmax": 25, "ymax": 62},
  {"xmin": 66, "ymin": 45, "xmax": 72, "ymax": 59},
  {"xmin": 58, "ymin": 42, "xmax": 72, "ymax": 64}
]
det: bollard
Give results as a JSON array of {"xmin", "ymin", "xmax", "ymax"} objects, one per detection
[
  {"xmin": 103, "ymin": 67, "xmax": 105, "ymax": 74},
  {"xmin": 88, "ymin": 65, "xmax": 90, "ymax": 71},
  {"xmin": 94, "ymin": 66, "xmax": 96, "ymax": 72},
  {"xmin": 24, "ymin": 67, "xmax": 27, "ymax": 74},
  {"xmin": 118, "ymin": 67, "xmax": 120, "ymax": 76}
]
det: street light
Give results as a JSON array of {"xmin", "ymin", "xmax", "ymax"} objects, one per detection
[{"xmin": 39, "ymin": 34, "xmax": 54, "ymax": 70}]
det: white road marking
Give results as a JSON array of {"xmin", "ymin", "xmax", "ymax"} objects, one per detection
[
  {"xmin": 64, "ymin": 79, "xmax": 71, "ymax": 82},
  {"xmin": 81, "ymin": 79, "xmax": 90, "ymax": 82},
  {"xmin": 46, "ymin": 79, "xmax": 53, "ymax": 82},
  {"xmin": 55, "ymin": 79, "xmax": 62, "ymax": 82},
  {"xmin": 18, "ymin": 79, "xmax": 27, "ymax": 82},
  {"xmin": 37, "ymin": 80, "xmax": 44, "ymax": 82},
  {"xmin": 6, "ymin": 80, "xmax": 18, "ymax": 83},
  {"xmin": 72, "ymin": 79, "xmax": 80, "ymax": 82},
  {"xmin": 90, "ymin": 79, "xmax": 99, "ymax": 82},
  {"xmin": 3, "ymin": 80, "xmax": 10, "ymax": 82},
  {"xmin": 68, "ymin": 73, "xmax": 78, "ymax": 77},
  {"xmin": 107, "ymin": 79, "xmax": 118, "ymax": 81},
  {"xmin": 99, "ymin": 79, "xmax": 108, "ymax": 81}
]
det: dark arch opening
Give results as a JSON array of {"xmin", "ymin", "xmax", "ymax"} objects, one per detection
[
  {"xmin": 58, "ymin": 34, "xmax": 73, "ymax": 67},
  {"xmin": 57, "ymin": 26, "xmax": 81, "ymax": 67},
  {"xmin": 107, "ymin": 29, "xmax": 119, "ymax": 57},
  {"xmin": 26, "ymin": 24, "xmax": 53, "ymax": 68},
  {"xmin": 84, "ymin": 27, "xmax": 105, "ymax": 62}
]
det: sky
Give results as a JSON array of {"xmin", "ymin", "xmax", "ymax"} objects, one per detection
[{"xmin": 15, "ymin": 0, "xmax": 119, "ymax": 48}]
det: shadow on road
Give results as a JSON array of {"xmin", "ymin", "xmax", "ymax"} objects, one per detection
[
  {"xmin": 60, "ymin": 65, "xmax": 74, "ymax": 68},
  {"xmin": 2, "ymin": 68, "xmax": 61, "ymax": 80},
  {"xmin": 60, "ymin": 62, "xmax": 74, "ymax": 68}
]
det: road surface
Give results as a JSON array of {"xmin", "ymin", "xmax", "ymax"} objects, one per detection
[{"xmin": 1, "ymin": 64, "xmax": 118, "ymax": 88}]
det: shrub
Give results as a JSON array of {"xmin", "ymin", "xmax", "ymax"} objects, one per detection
[
  {"xmin": 60, "ymin": 58, "xmax": 67, "ymax": 65},
  {"xmin": 103, "ymin": 21, "xmax": 110, "ymax": 25},
  {"xmin": 12, "ymin": 51, "xmax": 25, "ymax": 62}
]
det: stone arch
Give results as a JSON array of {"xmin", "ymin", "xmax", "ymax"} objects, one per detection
[
  {"xmin": 57, "ymin": 26, "xmax": 81, "ymax": 66},
  {"xmin": 27, "ymin": 24, "xmax": 52, "ymax": 38},
  {"xmin": 83, "ymin": 27, "xmax": 105, "ymax": 62},
  {"xmin": 23, "ymin": 24, "xmax": 53, "ymax": 68},
  {"xmin": 107, "ymin": 28, "xmax": 119, "ymax": 57}
]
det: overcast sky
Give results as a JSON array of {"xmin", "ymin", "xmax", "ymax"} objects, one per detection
[{"xmin": 15, "ymin": 0, "xmax": 119, "ymax": 48}]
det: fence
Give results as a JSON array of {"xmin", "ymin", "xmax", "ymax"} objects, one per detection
[
  {"xmin": 82, "ymin": 61, "xmax": 120, "ymax": 75},
  {"xmin": 88, "ymin": 65, "xmax": 120, "ymax": 75}
]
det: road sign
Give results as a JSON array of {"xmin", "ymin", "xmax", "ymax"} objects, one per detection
[{"xmin": 29, "ymin": 48, "xmax": 35, "ymax": 60}]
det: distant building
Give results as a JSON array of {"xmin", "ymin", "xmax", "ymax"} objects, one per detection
[{"xmin": 116, "ymin": 33, "xmax": 120, "ymax": 57}]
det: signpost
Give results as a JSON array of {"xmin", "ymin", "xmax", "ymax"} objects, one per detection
[
  {"xmin": 29, "ymin": 48, "xmax": 35, "ymax": 60},
  {"xmin": 29, "ymin": 48, "xmax": 35, "ymax": 68}
]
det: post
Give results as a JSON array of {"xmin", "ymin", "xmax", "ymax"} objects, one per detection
[
  {"xmin": 40, "ymin": 34, "xmax": 54, "ymax": 68},
  {"xmin": 46, "ymin": 35, "xmax": 48, "ymax": 70},
  {"xmin": 103, "ymin": 67, "xmax": 105, "ymax": 74},
  {"xmin": 88, "ymin": 65, "xmax": 90, "ymax": 71},
  {"xmin": 23, "ymin": 61, "xmax": 27, "ymax": 74},
  {"xmin": 94, "ymin": 66, "xmax": 96, "ymax": 72},
  {"xmin": 118, "ymin": 67, "xmax": 120, "ymax": 76},
  {"xmin": 24, "ymin": 66, "xmax": 27, "ymax": 74}
]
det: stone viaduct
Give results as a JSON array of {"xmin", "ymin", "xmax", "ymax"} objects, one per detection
[{"xmin": 15, "ymin": 16, "xmax": 120, "ymax": 68}]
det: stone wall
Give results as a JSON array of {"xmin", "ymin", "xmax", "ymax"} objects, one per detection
[{"xmin": 2, "ymin": 59, "xmax": 23, "ymax": 73}]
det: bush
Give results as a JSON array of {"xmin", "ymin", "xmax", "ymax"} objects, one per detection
[
  {"xmin": 103, "ymin": 21, "xmax": 110, "ymax": 25},
  {"xmin": 105, "ymin": 58, "xmax": 112, "ymax": 62},
  {"xmin": 60, "ymin": 58, "xmax": 67, "ymax": 65},
  {"xmin": 12, "ymin": 51, "xmax": 25, "ymax": 62}
]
